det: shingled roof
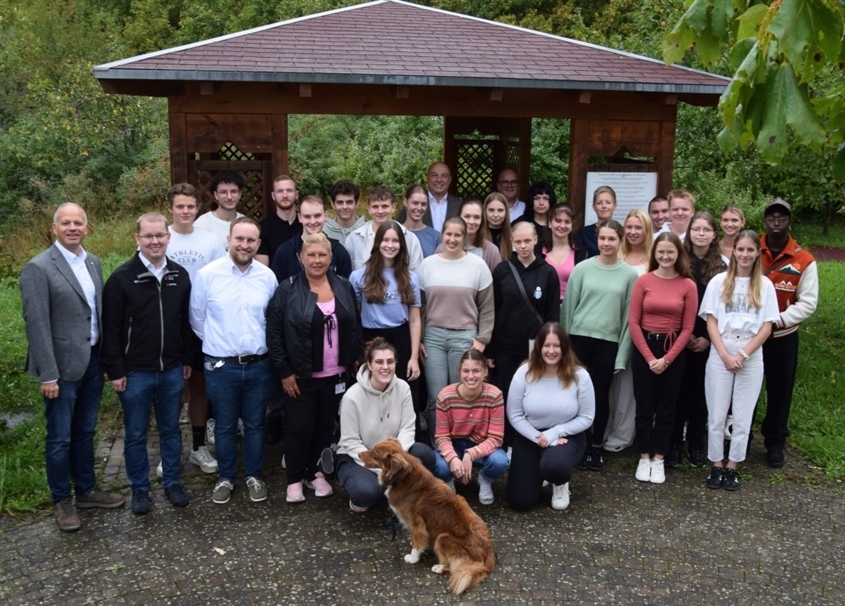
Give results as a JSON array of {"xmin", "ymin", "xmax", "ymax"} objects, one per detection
[{"xmin": 94, "ymin": 0, "xmax": 728, "ymax": 95}]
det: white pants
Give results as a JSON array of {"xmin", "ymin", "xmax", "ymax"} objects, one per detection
[
  {"xmin": 705, "ymin": 335, "xmax": 764, "ymax": 463},
  {"xmin": 604, "ymin": 362, "xmax": 636, "ymax": 451}
]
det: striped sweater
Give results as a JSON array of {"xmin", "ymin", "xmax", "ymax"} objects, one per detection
[{"xmin": 434, "ymin": 383, "xmax": 505, "ymax": 463}]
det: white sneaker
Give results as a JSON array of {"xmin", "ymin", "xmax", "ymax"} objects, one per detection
[
  {"xmin": 477, "ymin": 475, "xmax": 494, "ymax": 505},
  {"xmin": 156, "ymin": 460, "xmax": 163, "ymax": 477},
  {"xmin": 551, "ymin": 482, "xmax": 570, "ymax": 510},
  {"xmin": 650, "ymin": 458, "xmax": 666, "ymax": 484},
  {"xmin": 635, "ymin": 458, "xmax": 651, "ymax": 482},
  {"xmin": 189, "ymin": 446, "xmax": 218, "ymax": 474},
  {"xmin": 506, "ymin": 446, "xmax": 513, "ymax": 464},
  {"xmin": 179, "ymin": 402, "xmax": 189, "ymax": 425},
  {"xmin": 206, "ymin": 419, "xmax": 216, "ymax": 445},
  {"xmin": 281, "ymin": 454, "xmax": 286, "ymax": 469}
]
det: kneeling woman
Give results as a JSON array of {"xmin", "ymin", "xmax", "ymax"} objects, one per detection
[
  {"xmin": 433, "ymin": 350, "xmax": 508, "ymax": 506},
  {"xmin": 336, "ymin": 338, "xmax": 435, "ymax": 512},
  {"xmin": 507, "ymin": 322, "xmax": 595, "ymax": 511},
  {"xmin": 699, "ymin": 230, "xmax": 778, "ymax": 491}
]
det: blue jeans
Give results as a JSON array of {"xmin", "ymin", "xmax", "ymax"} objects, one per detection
[
  {"xmin": 433, "ymin": 438, "xmax": 509, "ymax": 483},
  {"xmin": 204, "ymin": 356, "xmax": 272, "ymax": 481},
  {"xmin": 423, "ymin": 327, "xmax": 475, "ymax": 415},
  {"xmin": 119, "ymin": 366, "xmax": 184, "ymax": 492},
  {"xmin": 44, "ymin": 348, "xmax": 103, "ymax": 503}
]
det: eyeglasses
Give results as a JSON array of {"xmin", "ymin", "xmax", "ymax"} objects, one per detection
[
  {"xmin": 690, "ymin": 227, "xmax": 714, "ymax": 234},
  {"xmin": 371, "ymin": 359, "xmax": 396, "ymax": 367},
  {"xmin": 764, "ymin": 216, "xmax": 789, "ymax": 225},
  {"xmin": 138, "ymin": 233, "xmax": 169, "ymax": 241},
  {"xmin": 498, "ymin": 180, "xmax": 519, "ymax": 186}
]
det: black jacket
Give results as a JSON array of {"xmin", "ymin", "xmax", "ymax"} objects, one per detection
[
  {"xmin": 266, "ymin": 271, "xmax": 361, "ymax": 379},
  {"xmin": 490, "ymin": 253, "xmax": 561, "ymax": 357},
  {"xmin": 100, "ymin": 253, "xmax": 193, "ymax": 379},
  {"xmin": 270, "ymin": 235, "xmax": 352, "ymax": 283}
]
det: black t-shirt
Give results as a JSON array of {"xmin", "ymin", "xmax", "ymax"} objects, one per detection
[{"xmin": 258, "ymin": 213, "xmax": 301, "ymax": 260}]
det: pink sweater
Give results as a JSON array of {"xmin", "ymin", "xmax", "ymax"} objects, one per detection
[
  {"xmin": 628, "ymin": 272, "xmax": 697, "ymax": 364},
  {"xmin": 434, "ymin": 383, "xmax": 505, "ymax": 462}
]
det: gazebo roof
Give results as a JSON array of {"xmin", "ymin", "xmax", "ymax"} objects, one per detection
[{"xmin": 94, "ymin": 0, "xmax": 728, "ymax": 95}]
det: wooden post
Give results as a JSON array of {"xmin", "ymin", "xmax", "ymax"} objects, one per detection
[
  {"xmin": 657, "ymin": 118, "xmax": 676, "ymax": 196},
  {"xmin": 443, "ymin": 117, "xmax": 457, "ymax": 193},
  {"xmin": 270, "ymin": 114, "xmax": 289, "ymax": 218},
  {"xmin": 568, "ymin": 118, "xmax": 589, "ymax": 223},
  {"xmin": 168, "ymin": 106, "xmax": 188, "ymax": 185},
  {"xmin": 517, "ymin": 119, "xmax": 532, "ymax": 201}
]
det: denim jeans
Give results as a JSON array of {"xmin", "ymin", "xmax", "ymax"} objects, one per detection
[
  {"xmin": 204, "ymin": 356, "xmax": 272, "ymax": 481},
  {"xmin": 44, "ymin": 348, "xmax": 103, "ymax": 503},
  {"xmin": 423, "ymin": 326, "xmax": 475, "ymax": 417},
  {"xmin": 433, "ymin": 438, "xmax": 509, "ymax": 483},
  {"xmin": 119, "ymin": 365, "xmax": 184, "ymax": 492}
]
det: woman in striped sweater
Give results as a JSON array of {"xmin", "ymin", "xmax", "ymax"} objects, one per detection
[{"xmin": 433, "ymin": 349, "xmax": 508, "ymax": 506}]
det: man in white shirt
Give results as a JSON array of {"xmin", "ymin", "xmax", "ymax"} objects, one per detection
[
  {"xmin": 20, "ymin": 203, "xmax": 125, "ymax": 532},
  {"xmin": 660, "ymin": 189, "xmax": 696, "ymax": 241},
  {"xmin": 190, "ymin": 217, "xmax": 278, "ymax": 505},
  {"xmin": 345, "ymin": 186, "xmax": 424, "ymax": 270},
  {"xmin": 497, "ymin": 167, "xmax": 525, "ymax": 221},
  {"xmin": 101, "ymin": 213, "xmax": 194, "ymax": 515},
  {"xmin": 397, "ymin": 162, "xmax": 461, "ymax": 231},
  {"xmin": 166, "ymin": 183, "xmax": 226, "ymax": 475},
  {"xmin": 323, "ymin": 180, "xmax": 364, "ymax": 245},
  {"xmin": 194, "ymin": 171, "xmax": 246, "ymax": 245}
]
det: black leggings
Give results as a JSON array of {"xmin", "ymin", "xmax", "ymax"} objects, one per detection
[
  {"xmin": 507, "ymin": 432, "xmax": 586, "ymax": 511},
  {"xmin": 569, "ymin": 335, "xmax": 618, "ymax": 446}
]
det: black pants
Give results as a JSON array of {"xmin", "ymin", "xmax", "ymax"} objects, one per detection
[
  {"xmin": 760, "ymin": 332, "xmax": 800, "ymax": 448},
  {"xmin": 362, "ymin": 324, "xmax": 422, "ymax": 412},
  {"xmin": 672, "ymin": 346, "xmax": 709, "ymax": 451},
  {"xmin": 493, "ymin": 351, "xmax": 527, "ymax": 448},
  {"xmin": 570, "ymin": 335, "xmax": 617, "ymax": 446},
  {"xmin": 632, "ymin": 335, "xmax": 686, "ymax": 457},
  {"xmin": 284, "ymin": 375, "xmax": 344, "ymax": 484},
  {"xmin": 507, "ymin": 432, "xmax": 586, "ymax": 511}
]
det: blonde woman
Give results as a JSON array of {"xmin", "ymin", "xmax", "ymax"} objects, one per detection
[
  {"xmin": 700, "ymin": 230, "xmax": 779, "ymax": 491},
  {"xmin": 576, "ymin": 186, "xmax": 617, "ymax": 258},
  {"xmin": 718, "ymin": 204, "xmax": 746, "ymax": 263}
]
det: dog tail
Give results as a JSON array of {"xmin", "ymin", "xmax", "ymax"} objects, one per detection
[{"xmin": 449, "ymin": 561, "xmax": 492, "ymax": 595}]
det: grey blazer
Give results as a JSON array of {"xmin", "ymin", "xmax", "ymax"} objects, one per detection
[
  {"xmin": 397, "ymin": 193, "xmax": 462, "ymax": 231},
  {"xmin": 20, "ymin": 243, "xmax": 104, "ymax": 383}
]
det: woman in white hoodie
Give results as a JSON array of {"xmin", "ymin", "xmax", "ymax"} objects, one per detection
[{"xmin": 335, "ymin": 337, "xmax": 436, "ymax": 512}]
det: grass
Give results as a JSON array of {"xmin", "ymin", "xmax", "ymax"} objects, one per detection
[{"xmin": 790, "ymin": 216, "xmax": 845, "ymax": 249}]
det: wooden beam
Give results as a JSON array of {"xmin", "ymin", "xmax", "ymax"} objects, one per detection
[
  {"xmin": 568, "ymin": 119, "xmax": 590, "ymax": 224},
  {"xmin": 490, "ymin": 88, "xmax": 504, "ymax": 101},
  {"xmin": 270, "ymin": 113, "xmax": 288, "ymax": 218},
  {"xmin": 299, "ymin": 83, "xmax": 312, "ymax": 97},
  {"xmin": 657, "ymin": 118, "xmax": 677, "ymax": 195},
  {"xmin": 200, "ymin": 82, "xmax": 221, "ymax": 96},
  {"xmin": 167, "ymin": 107, "xmax": 189, "ymax": 187},
  {"xmin": 395, "ymin": 86, "xmax": 409, "ymax": 99}
]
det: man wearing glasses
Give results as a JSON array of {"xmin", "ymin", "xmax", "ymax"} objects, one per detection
[
  {"xmin": 759, "ymin": 199, "xmax": 818, "ymax": 468},
  {"xmin": 101, "ymin": 213, "xmax": 195, "ymax": 514},
  {"xmin": 497, "ymin": 168, "xmax": 525, "ymax": 221}
]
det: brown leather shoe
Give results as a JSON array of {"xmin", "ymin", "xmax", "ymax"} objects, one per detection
[
  {"xmin": 76, "ymin": 487, "xmax": 126, "ymax": 509},
  {"xmin": 54, "ymin": 498, "xmax": 82, "ymax": 532}
]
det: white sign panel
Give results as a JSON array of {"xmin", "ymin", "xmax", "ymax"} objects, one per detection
[{"xmin": 584, "ymin": 172, "xmax": 658, "ymax": 225}]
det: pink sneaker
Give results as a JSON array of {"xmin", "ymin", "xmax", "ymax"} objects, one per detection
[
  {"xmin": 305, "ymin": 472, "xmax": 333, "ymax": 497},
  {"xmin": 286, "ymin": 481, "xmax": 305, "ymax": 503}
]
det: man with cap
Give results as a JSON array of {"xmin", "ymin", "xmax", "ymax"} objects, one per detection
[{"xmin": 758, "ymin": 199, "xmax": 818, "ymax": 468}]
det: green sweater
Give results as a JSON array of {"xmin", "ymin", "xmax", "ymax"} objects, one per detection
[{"xmin": 560, "ymin": 258, "xmax": 638, "ymax": 370}]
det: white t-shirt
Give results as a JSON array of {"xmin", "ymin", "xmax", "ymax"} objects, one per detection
[
  {"xmin": 193, "ymin": 211, "xmax": 245, "ymax": 246},
  {"xmin": 699, "ymin": 272, "xmax": 779, "ymax": 336},
  {"xmin": 167, "ymin": 227, "xmax": 227, "ymax": 281}
]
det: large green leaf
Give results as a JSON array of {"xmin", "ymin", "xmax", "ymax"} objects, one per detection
[
  {"xmin": 662, "ymin": 0, "xmax": 730, "ymax": 65},
  {"xmin": 736, "ymin": 3, "xmax": 770, "ymax": 40},
  {"xmin": 768, "ymin": 0, "xmax": 844, "ymax": 81},
  {"xmin": 833, "ymin": 144, "xmax": 845, "ymax": 181},
  {"xmin": 755, "ymin": 62, "xmax": 826, "ymax": 162}
]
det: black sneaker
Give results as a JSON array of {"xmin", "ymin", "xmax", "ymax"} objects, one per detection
[
  {"xmin": 688, "ymin": 448, "xmax": 707, "ymax": 468},
  {"xmin": 666, "ymin": 444, "xmax": 682, "ymax": 468},
  {"xmin": 131, "ymin": 489, "xmax": 151, "ymax": 515},
  {"xmin": 576, "ymin": 449, "xmax": 591, "ymax": 471},
  {"xmin": 164, "ymin": 483, "xmax": 190, "ymax": 507},
  {"xmin": 722, "ymin": 468, "xmax": 740, "ymax": 491},
  {"xmin": 705, "ymin": 467, "xmax": 724, "ymax": 490},
  {"xmin": 587, "ymin": 447, "xmax": 604, "ymax": 471},
  {"xmin": 766, "ymin": 444, "xmax": 785, "ymax": 468}
]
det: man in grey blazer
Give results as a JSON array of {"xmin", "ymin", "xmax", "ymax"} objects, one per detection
[
  {"xmin": 397, "ymin": 162, "xmax": 461, "ymax": 231},
  {"xmin": 20, "ymin": 203, "xmax": 125, "ymax": 532}
]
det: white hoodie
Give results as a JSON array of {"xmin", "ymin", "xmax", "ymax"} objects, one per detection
[{"xmin": 337, "ymin": 364, "xmax": 416, "ymax": 469}]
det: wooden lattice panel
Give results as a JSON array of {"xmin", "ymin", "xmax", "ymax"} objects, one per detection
[
  {"xmin": 190, "ymin": 142, "xmax": 271, "ymax": 221},
  {"xmin": 456, "ymin": 140, "xmax": 494, "ymax": 200}
]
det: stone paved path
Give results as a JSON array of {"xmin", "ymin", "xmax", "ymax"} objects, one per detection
[{"xmin": 2, "ymin": 414, "xmax": 844, "ymax": 605}]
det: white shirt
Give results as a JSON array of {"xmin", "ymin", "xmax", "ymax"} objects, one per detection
[
  {"xmin": 345, "ymin": 221, "xmax": 424, "ymax": 271},
  {"xmin": 140, "ymin": 253, "xmax": 166, "ymax": 282},
  {"xmin": 659, "ymin": 222, "xmax": 687, "ymax": 242},
  {"xmin": 190, "ymin": 255, "xmax": 278, "ymax": 357},
  {"xmin": 428, "ymin": 192, "xmax": 449, "ymax": 233},
  {"xmin": 167, "ymin": 227, "xmax": 227, "ymax": 280},
  {"xmin": 699, "ymin": 273, "xmax": 779, "ymax": 336},
  {"xmin": 508, "ymin": 200, "xmax": 526, "ymax": 222},
  {"xmin": 56, "ymin": 242, "xmax": 99, "ymax": 345},
  {"xmin": 193, "ymin": 211, "xmax": 245, "ymax": 248}
]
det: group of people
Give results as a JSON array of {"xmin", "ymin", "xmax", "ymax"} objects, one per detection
[{"xmin": 21, "ymin": 161, "xmax": 817, "ymax": 533}]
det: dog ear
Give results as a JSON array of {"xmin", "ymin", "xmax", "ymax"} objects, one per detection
[{"xmin": 380, "ymin": 450, "xmax": 413, "ymax": 485}]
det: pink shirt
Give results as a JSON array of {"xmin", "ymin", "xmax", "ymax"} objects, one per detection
[
  {"xmin": 312, "ymin": 299, "xmax": 346, "ymax": 378},
  {"xmin": 628, "ymin": 272, "xmax": 697, "ymax": 364},
  {"xmin": 543, "ymin": 247, "xmax": 575, "ymax": 300}
]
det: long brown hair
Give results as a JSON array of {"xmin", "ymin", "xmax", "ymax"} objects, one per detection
[
  {"xmin": 648, "ymin": 232, "xmax": 692, "ymax": 279},
  {"xmin": 721, "ymin": 230, "xmax": 765, "ymax": 309},
  {"xmin": 684, "ymin": 211, "xmax": 725, "ymax": 285},
  {"xmin": 458, "ymin": 198, "xmax": 487, "ymax": 249},
  {"xmin": 482, "ymin": 193, "xmax": 512, "ymax": 262},
  {"xmin": 362, "ymin": 221, "xmax": 415, "ymax": 305},
  {"xmin": 525, "ymin": 322, "xmax": 580, "ymax": 388}
]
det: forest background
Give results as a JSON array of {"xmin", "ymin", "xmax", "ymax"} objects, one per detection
[{"xmin": 0, "ymin": 0, "xmax": 843, "ymax": 512}]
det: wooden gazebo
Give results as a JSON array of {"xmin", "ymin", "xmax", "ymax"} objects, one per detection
[{"xmin": 93, "ymin": 0, "xmax": 728, "ymax": 219}]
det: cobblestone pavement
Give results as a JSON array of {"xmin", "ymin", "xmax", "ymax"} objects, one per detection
[{"xmin": 1, "ymin": 417, "xmax": 844, "ymax": 605}]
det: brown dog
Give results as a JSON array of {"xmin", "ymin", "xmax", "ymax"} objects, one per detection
[{"xmin": 359, "ymin": 438, "xmax": 494, "ymax": 594}]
